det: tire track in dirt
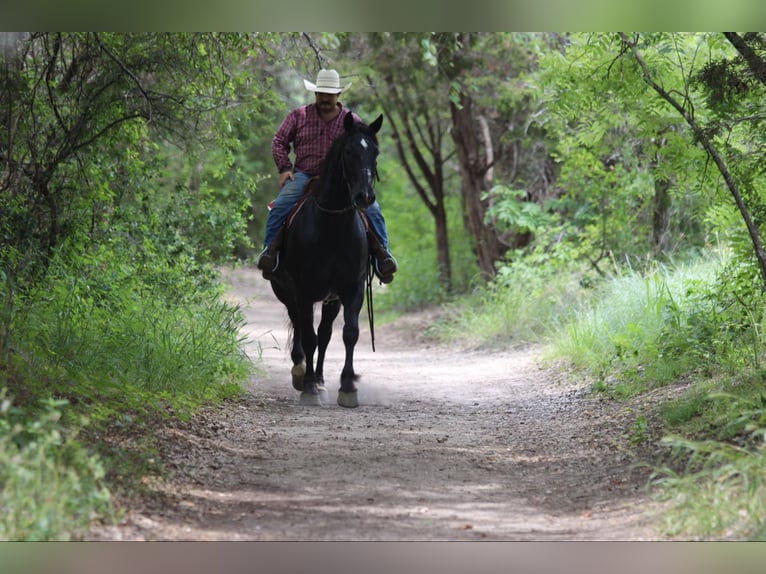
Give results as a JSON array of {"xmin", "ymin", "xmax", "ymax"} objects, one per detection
[{"xmin": 90, "ymin": 266, "xmax": 667, "ymax": 540}]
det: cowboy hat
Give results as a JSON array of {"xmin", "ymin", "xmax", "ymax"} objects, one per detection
[{"xmin": 303, "ymin": 69, "xmax": 352, "ymax": 94}]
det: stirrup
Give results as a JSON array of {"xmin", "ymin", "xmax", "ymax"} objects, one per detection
[
  {"xmin": 374, "ymin": 254, "xmax": 397, "ymax": 284},
  {"xmin": 257, "ymin": 248, "xmax": 280, "ymax": 277}
]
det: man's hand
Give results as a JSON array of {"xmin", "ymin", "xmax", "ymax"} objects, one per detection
[{"xmin": 278, "ymin": 171, "xmax": 295, "ymax": 188}]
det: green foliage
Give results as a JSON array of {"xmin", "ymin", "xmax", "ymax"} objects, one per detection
[
  {"xmin": 1, "ymin": 33, "xmax": 259, "ymax": 283},
  {"xmin": 0, "ymin": 391, "xmax": 112, "ymax": 540},
  {"xmin": 653, "ymin": 384, "xmax": 766, "ymax": 540},
  {"xmin": 6, "ymin": 243, "xmax": 251, "ymax": 418},
  {"xmin": 653, "ymin": 432, "xmax": 766, "ymax": 539},
  {"xmin": 484, "ymin": 185, "xmax": 556, "ymax": 238},
  {"xmin": 530, "ymin": 33, "xmax": 724, "ymax": 271}
]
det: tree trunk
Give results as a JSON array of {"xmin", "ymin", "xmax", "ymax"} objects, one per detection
[
  {"xmin": 450, "ymin": 92, "xmax": 502, "ymax": 278},
  {"xmin": 650, "ymin": 143, "xmax": 673, "ymax": 255},
  {"xmin": 433, "ymin": 199, "xmax": 452, "ymax": 289},
  {"xmin": 652, "ymin": 175, "xmax": 671, "ymax": 254}
]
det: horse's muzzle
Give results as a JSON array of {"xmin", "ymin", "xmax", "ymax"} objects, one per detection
[{"xmin": 353, "ymin": 187, "xmax": 375, "ymax": 210}]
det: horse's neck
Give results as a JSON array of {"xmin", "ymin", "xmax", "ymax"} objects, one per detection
[{"xmin": 315, "ymin": 163, "xmax": 348, "ymax": 211}]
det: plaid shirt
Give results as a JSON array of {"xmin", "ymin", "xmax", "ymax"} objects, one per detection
[{"xmin": 271, "ymin": 103, "xmax": 361, "ymax": 177}]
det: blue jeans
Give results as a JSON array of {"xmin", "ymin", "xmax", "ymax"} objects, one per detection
[{"xmin": 263, "ymin": 172, "xmax": 390, "ymax": 250}]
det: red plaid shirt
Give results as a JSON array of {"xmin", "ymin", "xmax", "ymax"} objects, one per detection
[{"xmin": 271, "ymin": 103, "xmax": 361, "ymax": 177}]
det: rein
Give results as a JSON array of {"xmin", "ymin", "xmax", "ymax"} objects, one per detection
[
  {"xmin": 312, "ymin": 158, "xmax": 355, "ymax": 214},
  {"xmin": 312, "ymin": 197, "xmax": 377, "ymax": 353},
  {"xmin": 366, "ymin": 261, "xmax": 376, "ymax": 352}
]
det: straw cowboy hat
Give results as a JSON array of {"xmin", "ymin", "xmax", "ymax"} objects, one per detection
[{"xmin": 303, "ymin": 69, "xmax": 352, "ymax": 94}]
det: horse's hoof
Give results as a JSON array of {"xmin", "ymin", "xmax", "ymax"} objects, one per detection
[
  {"xmin": 291, "ymin": 362, "xmax": 306, "ymax": 391},
  {"xmin": 300, "ymin": 391, "xmax": 322, "ymax": 406},
  {"xmin": 337, "ymin": 391, "xmax": 359, "ymax": 408}
]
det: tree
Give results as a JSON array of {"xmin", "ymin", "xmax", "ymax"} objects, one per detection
[
  {"xmin": 343, "ymin": 33, "xmax": 456, "ymax": 291},
  {"xmin": 619, "ymin": 32, "xmax": 766, "ymax": 289},
  {"xmin": 339, "ymin": 33, "xmax": 556, "ymax": 285},
  {"xmin": 0, "ymin": 32, "xmax": 279, "ymax": 359},
  {"xmin": 0, "ymin": 33, "xmax": 274, "ymax": 280},
  {"xmin": 421, "ymin": 33, "xmax": 557, "ymax": 279},
  {"xmin": 529, "ymin": 33, "xmax": 715, "ymax": 274}
]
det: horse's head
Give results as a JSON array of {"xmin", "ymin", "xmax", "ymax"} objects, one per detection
[{"xmin": 341, "ymin": 112, "xmax": 383, "ymax": 210}]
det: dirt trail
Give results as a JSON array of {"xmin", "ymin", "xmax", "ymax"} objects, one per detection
[{"xmin": 90, "ymin": 266, "xmax": 668, "ymax": 540}]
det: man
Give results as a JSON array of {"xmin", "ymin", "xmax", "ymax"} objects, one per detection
[{"xmin": 257, "ymin": 68, "xmax": 397, "ymax": 283}]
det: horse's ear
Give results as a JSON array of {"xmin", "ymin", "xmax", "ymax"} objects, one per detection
[
  {"xmin": 369, "ymin": 114, "xmax": 383, "ymax": 134},
  {"xmin": 344, "ymin": 111, "xmax": 355, "ymax": 131}
]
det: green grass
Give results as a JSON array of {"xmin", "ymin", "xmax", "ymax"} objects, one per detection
[
  {"xmin": 431, "ymin": 261, "xmax": 587, "ymax": 348},
  {"xmin": 652, "ymin": 430, "xmax": 766, "ymax": 539},
  {"xmin": 549, "ymin": 255, "xmax": 729, "ymax": 397},
  {"xmin": 639, "ymin": 359, "xmax": 766, "ymax": 539},
  {"xmin": 0, "ymin": 247, "xmax": 255, "ymax": 540},
  {"xmin": 13, "ymin": 253, "xmax": 252, "ymax": 416}
]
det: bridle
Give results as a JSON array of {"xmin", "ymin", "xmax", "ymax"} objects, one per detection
[{"xmin": 314, "ymin": 133, "xmax": 379, "ymax": 215}]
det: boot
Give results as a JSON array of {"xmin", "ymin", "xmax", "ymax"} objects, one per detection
[
  {"xmin": 368, "ymin": 232, "xmax": 397, "ymax": 284},
  {"xmin": 256, "ymin": 226, "xmax": 284, "ymax": 279}
]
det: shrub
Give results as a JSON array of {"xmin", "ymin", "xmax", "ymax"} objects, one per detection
[{"xmin": 0, "ymin": 390, "xmax": 112, "ymax": 540}]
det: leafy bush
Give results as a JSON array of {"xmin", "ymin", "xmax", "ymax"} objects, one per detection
[{"xmin": 0, "ymin": 390, "xmax": 112, "ymax": 540}]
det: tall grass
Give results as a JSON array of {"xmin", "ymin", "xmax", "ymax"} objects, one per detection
[
  {"xmin": 435, "ymin": 261, "xmax": 586, "ymax": 347},
  {"xmin": 9, "ymin": 248, "xmax": 252, "ymax": 419},
  {"xmin": 549, "ymin": 254, "xmax": 728, "ymax": 394},
  {"xmin": 653, "ymin": 426, "xmax": 766, "ymax": 539},
  {"xmin": 0, "ymin": 245, "xmax": 254, "ymax": 539}
]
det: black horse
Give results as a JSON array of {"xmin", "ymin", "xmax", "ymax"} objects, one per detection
[{"xmin": 269, "ymin": 112, "xmax": 383, "ymax": 408}]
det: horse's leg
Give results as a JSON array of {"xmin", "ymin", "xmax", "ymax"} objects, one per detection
[
  {"xmin": 297, "ymin": 300, "xmax": 321, "ymax": 406},
  {"xmin": 282, "ymin": 302, "xmax": 306, "ymax": 392},
  {"xmin": 337, "ymin": 286, "xmax": 365, "ymax": 408},
  {"xmin": 271, "ymin": 281, "xmax": 307, "ymax": 392},
  {"xmin": 316, "ymin": 298, "xmax": 341, "ymax": 401}
]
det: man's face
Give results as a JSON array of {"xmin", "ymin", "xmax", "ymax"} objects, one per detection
[{"xmin": 315, "ymin": 91, "xmax": 339, "ymax": 113}]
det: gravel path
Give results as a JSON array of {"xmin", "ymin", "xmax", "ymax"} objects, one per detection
[{"xmin": 90, "ymin": 266, "xmax": 668, "ymax": 540}]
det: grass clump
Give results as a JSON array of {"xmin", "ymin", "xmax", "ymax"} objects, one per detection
[
  {"xmin": 549, "ymin": 254, "xmax": 729, "ymax": 397},
  {"xmin": 8, "ymin": 246, "xmax": 252, "ymax": 418},
  {"xmin": 651, "ymin": 374, "xmax": 766, "ymax": 539},
  {"xmin": 432, "ymin": 258, "xmax": 586, "ymax": 348}
]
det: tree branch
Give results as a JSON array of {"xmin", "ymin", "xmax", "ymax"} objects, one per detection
[
  {"xmin": 93, "ymin": 32, "xmax": 153, "ymax": 121},
  {"xmin": 723, "ymin": 32, "xmax": 766, "ymax": 89}
]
